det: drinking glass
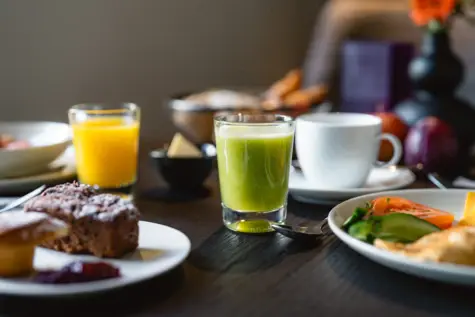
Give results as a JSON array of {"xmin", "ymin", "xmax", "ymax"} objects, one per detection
[
  {"xmin": 68, "ymin": 103, "xmax": 140, "ymax": 195},
  {"xmin": 214, "ymin": 113, "xmax": 295, "ymax": 233}
]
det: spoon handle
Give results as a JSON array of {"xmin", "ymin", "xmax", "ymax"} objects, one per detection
[
  {"xmin": 426, "ymin": 172, "xmax": 450, "ymax": 190},
  {"xmin": 319, "ymin": 218, "xmax": 332, "ymax": 236},
  {"xmin": 0, "ymin": 185, "xmax": 46, "ymax": 213}
]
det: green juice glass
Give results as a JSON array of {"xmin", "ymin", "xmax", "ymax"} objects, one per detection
[{"xmin": 214, "ymin": 113, "xmax": 295, "ymax": 234}]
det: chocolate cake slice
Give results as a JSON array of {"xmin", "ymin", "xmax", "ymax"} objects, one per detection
[{"xmin": 24, "ymin": 182, "xmax": 140, "ymax": 258}]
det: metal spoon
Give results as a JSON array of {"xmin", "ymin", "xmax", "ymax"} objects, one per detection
[
  {"xmin": 426, "ymin": 172, "xmax": 450, "ymax": 190},
  {"xmin": 0, "ymin": 185, "xmax": 46, "ymax": 213},
  {"xmin": 272, "ymin": 218, "xmax": 331, "ymax": 242}
]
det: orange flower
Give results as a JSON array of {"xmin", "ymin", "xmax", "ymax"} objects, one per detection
[{"xmin": 410, "ymin": 0, "xmax": 457, "ymax": 25}]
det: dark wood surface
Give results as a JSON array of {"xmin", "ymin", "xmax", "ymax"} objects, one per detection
[{"xmin": 0, "ymin": 143, "xmax": 474, "ymax": 317}]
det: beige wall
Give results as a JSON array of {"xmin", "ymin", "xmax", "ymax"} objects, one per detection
[{"xmin": 0, "ymin": 0, "xmax": 321, "ymax": 142}]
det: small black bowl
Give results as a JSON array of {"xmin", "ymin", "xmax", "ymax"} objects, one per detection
[{"xmin": 149, "ymin": 143, "xmax": 216, "ymax": 190}]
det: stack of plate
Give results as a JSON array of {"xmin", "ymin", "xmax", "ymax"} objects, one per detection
[{"xmin": 0, "ymin": 122, "xmax": 76, "ymax": 195}]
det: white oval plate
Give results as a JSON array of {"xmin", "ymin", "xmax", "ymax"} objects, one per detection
[
  {"xmin": 328, "ymin": 189, "xmax": 475, "ymax": 286},
  {"xmin": 0, "ymin": 146, "xmax": 76, "ymax": 195},
  {"xmin": 0, "ymin": 221, "xmax": 191, "ymax": 296},
  {"xmin": 289, "ymin": 166, "xmax": 416, "ymax": 204}
]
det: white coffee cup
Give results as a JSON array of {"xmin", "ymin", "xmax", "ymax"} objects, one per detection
[{"xmin": 295, "ymin": 112, "xmax": 403, "ymax": 189}]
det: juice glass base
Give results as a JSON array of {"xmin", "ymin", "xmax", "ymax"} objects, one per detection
[{"xmin": 222, "ymin": 204, "xmax": 287, "ymax": 234}]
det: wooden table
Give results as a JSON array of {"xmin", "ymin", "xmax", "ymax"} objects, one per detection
[{"xmin": 0, "ymin": 147, "xmax": 473, "ymax": 317}]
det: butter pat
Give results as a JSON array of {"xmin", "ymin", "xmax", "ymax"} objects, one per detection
[{"xmin": 167, "ymin": 133, "xmax": 202, "ymax": 158}]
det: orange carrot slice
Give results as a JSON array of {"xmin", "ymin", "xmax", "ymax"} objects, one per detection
[{"xmin": 370, "ymin": 196, "xmax": 454, "ymax": 229}]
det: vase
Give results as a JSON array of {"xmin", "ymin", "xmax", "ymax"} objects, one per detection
[{"xmin": 394, "ymin": 29, "xmax": 475, "ymax": 178}]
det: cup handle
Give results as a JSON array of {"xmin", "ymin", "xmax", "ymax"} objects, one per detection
[{"xmin": 375, "ymin": 133, "xmax": 403, "ymax": 168}]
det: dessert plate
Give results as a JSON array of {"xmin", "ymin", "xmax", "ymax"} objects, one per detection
[
  {"xmin": 289, "ymin": 165, "xmax": 416, "ymax": 204},
  {"xmin": 328, "ymin": 189, "xmax": 475, "ymax": 286},
  {"xmin": 0, "ymin": 221, "xmax": 191, "ymax": 296},
  {"xmin": 0, "ymin": 146, "xmax": 76, "ymax": 195}
]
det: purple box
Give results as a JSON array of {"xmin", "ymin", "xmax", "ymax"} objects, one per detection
[{"xmin": 340, "ymin": 41, "xmax": 414, "ymax": 113}]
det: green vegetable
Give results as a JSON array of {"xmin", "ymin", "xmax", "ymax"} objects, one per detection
[
  {"xmin": 342, "ymin": 207, "xmax": 368, "ymax": 231},
  {"xmin": 346, "ymin": 213, "xmax": 441, "ymax": 244},
  {"xmin": 374, "ymin": 213, "xmax": 441, "ymax": 242},
  {"xmin": 348, "ymin": 220, "xmax": 375, "ymax": 243}
]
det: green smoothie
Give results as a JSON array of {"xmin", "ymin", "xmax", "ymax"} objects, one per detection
[{"xmin": 216, "ymin": 127, "xmax": 294, "ymax": 212}]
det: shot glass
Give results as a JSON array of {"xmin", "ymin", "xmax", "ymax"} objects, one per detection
[
  {"xmin": 68, "ymin": 103, "xmax": 140, "ymax": 195},
  {"xmin": 214, "ymin": 113, "xmax": 295, "ymax": 233}
]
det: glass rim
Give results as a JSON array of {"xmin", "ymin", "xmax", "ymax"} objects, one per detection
[
  {"xmin": 214, "ymin": 113, "xmax": 293, "ymax": 126},
  {"xmin": 69, "ymin": 103, "xmax": 139, "ymax": 115}
]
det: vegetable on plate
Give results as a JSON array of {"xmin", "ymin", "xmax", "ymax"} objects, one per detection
[
  {"xmin": 347, "ymin": 213, "xmax": 441, "ymax": 244},
  {"xmin": 370, "ymin": 196, "xmax": 454, "ymax": 229}
]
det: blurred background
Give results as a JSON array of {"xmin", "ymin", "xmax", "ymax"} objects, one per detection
[
  {"xmin": 0, "ymin": 0, "xmax": 320, "ymax": 141},
  {"xmin": 1, "ymin": 0, "xmax": 475, "ymax": 143}
]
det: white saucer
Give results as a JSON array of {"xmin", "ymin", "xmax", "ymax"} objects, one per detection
[
  {"xmin": 0, "ymin": 221, "xmax": 191, "ymax": 297},
  {"xmin": 0, "ymin": 146, "xmax": 76, "ymax": 195},
  {"xmin": 289, "ymin": 166, "xmax": 416, "ymax": 204}
]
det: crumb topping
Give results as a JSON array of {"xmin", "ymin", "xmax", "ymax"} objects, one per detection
[{"xmin": 24, "ymin": 182, "xmax": 140, "ymax": 222}]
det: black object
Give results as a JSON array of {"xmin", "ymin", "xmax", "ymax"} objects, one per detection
[
  {"xmin": 394, "ymin": 30, "xmax": 475, "ymax": 177},
  {"xmin": 149, "ymin": 143, "xmax": 216, "ymax": 190}
]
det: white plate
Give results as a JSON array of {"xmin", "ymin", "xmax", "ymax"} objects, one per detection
[
  {"xmin": 0, "ymin": 146, "xmax": 76, "ymax": 195},
  {"xmin": 0, "ymin": 221, "xmax": 191, "ymax": 296},
  {"xmin": 0, "ymin": 121, "xmax": 71, "ymax": 178},
  {"xmin": 328, "ymin": 189, "xmax": 475, "ymax": 286},
  {"xmin": 289, "ymin": 166, "xmax": 415, "ymax": 204}
]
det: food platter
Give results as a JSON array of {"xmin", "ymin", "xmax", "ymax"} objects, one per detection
[{"xmin": 328, "ymin": 189, "xmax": 475, "ymax": 286}]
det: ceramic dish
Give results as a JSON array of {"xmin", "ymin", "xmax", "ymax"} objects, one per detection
[
  {"xmin": 0, "ymin": 221, "xmax": 191, "ymax": 296},
  {"xmin": 0, "ymin": 145, "xmax": 76, "ymax": 195},
  {"xmin": 167, "ymin": 89, "xmax": 323, "ymax": 143},
  {"xmin": 289, "ymin": 165, "xmax": 416, "ymax": 204},
  {"xmin": 328, "ymin": 189, "xmax": 475, "ymax": 286},
  {"xmin": 0, "ymin": 122, "xmax": 71, "ymax": 178}
]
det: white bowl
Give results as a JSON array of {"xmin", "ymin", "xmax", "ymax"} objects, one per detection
[{"xmin": 0, "ymin": 121, "xmax": 71, "ymax": 178}]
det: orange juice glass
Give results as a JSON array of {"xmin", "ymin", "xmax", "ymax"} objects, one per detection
[{"xmin": 68, "ymin": 103, "xmax": 140, "ymax": 192}]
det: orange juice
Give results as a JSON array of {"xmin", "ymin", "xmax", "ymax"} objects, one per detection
[{"xmin": 71, "ymin": 117, "xmax": 139, "ymax": 188}]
